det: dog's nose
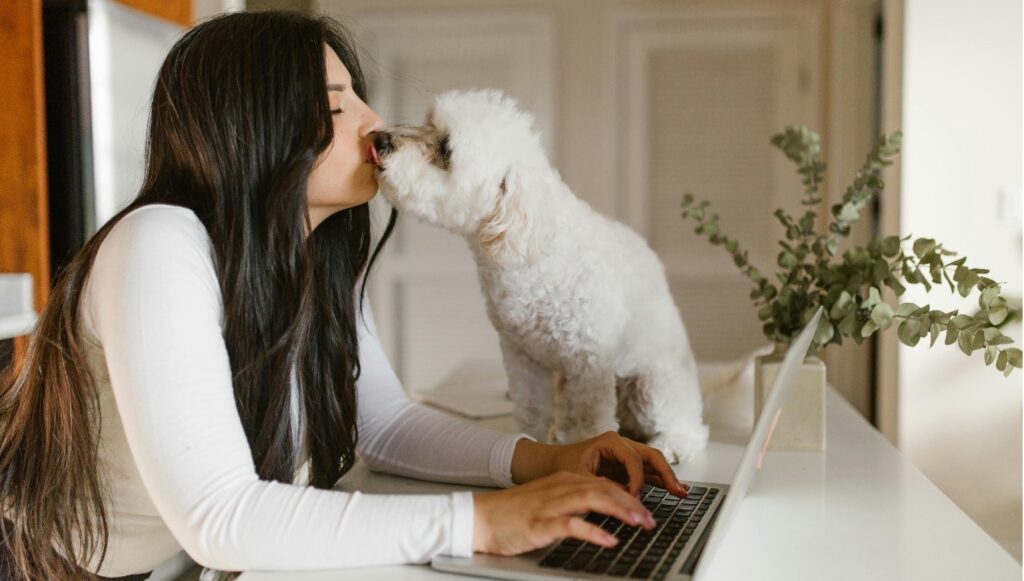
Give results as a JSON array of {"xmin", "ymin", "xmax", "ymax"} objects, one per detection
[{"xmin": 373, "ymin": 132, "xmax": 394, "ymax": 156}]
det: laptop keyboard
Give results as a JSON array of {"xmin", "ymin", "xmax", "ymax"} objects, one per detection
[{"xmin": 538, "ymin": 483, "xmax": 721, "ymax": 579}]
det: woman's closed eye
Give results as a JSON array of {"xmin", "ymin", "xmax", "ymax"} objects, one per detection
[{"xmin": 331, "ymin": 108, "xmax": 345, "ymax": 115}]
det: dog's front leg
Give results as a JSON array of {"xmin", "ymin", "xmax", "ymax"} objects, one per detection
[
  {"xmin": 549, "ymin": 364, "xmax": 619, "ymax": 444},
  {"xmin": 501, "ymin": 339, "xmax": 556, "ymax": 442}
]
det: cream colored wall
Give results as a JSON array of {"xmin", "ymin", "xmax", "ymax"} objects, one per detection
[
  {"xmin": 900, "ymin": 0, "xmax": 1022, "ymax": 561},
  {"xmin": 192, "ymin": 0, "xmax": 244, "ymax": 22}
]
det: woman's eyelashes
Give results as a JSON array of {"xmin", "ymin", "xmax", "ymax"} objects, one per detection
[{"xmin": 331, "ymin": 108, "xmax": 345, "ymax": 115}]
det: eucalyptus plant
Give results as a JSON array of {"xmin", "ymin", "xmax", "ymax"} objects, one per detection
[{"xmin": 680, "ymin": 125, "xmax": 1021, "ymax": 377}]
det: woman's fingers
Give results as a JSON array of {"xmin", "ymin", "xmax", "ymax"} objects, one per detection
[
  {"xmin": 643, "ymin": 473, "xmax": 667, "ymax": 489},
  {"xmin": 550, "ymin": 479, "xmax": 655, "ymax": 529},
  {"xmin": 630, "ymin": 441, "xmax": 688, "ymax": 497},
  {"xmin": 553, "ymin": 515, "xmax": 619, "ymax": 548},
  {"xmin": 600, "ymin": 433, "xmax": 647, "ymax": 497}
]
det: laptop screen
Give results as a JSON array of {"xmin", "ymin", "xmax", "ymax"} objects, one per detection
[{"xmin": 691, "ymin": 306, "xmax": 823, "ymax": 580}]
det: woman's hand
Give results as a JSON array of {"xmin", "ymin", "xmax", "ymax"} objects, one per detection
[
  {"xmin": 472, "ymin": 471, "xmax": 657, "ymax": 555},
  {"xmin": 511, "ymin": 431, "xmax": 688, "ymax": 499}
]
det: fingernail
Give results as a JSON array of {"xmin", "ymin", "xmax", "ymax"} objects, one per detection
[
  {"xmin": 603, "ymin": 532, "xmax": 619, "ymax": 545},
  {"xmin": 630, "ymin": 511, "xmax": 645, "ymax": 525}
]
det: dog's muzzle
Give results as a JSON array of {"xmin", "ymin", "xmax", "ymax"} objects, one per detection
[{"xmin": 373, "ymin": 132, "xmax": 395, "ymax": 157}]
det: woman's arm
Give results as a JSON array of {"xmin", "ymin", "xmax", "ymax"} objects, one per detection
[
  {"xmin": 87, "ymin": 206, "xmax": 475, "ymax": 570},
  {"xmin": 353, "ymin": 300, "xmax": 537, "ymax": 488}
]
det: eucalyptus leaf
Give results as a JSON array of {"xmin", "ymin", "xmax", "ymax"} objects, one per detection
[
  {"xmin": 872, "ymin": 260, "xmax": 890, "ymax": 286},
  {"xmin": 980, "ymin": 285, "xmax": 1000, "ymax": 309},
  {"xmin": 973, "ymin": 331, "xmax": 987, "ymax": 350},
  {"xmin": 898, "ymin": 321, "xmax": 921, "ymax": 347},
  {"xmin": 958, "ymin": 331, "xmax": 975, "ymax": 355},
  {"xmin": 838, "ymin": 311, "xmax": 859, "ymax": 336},
  {"xmin": 953, "ymin": 265, "xmax": 968, "ymax": 282},
  {"xmin": 837, "ymin": 203, "xmax": 860, "ymax": 222},
  {"xmin": 871, "ymin": 302, "xmax": 894, "ymax": 329},
  {"xmin": 912, "ymin": 238, "xmax": 935, "ymax": 258},
  {"xmin": 945, "ymin": 325, "xmax": 960, "ymax": 345},
  {"xmin": 814, "ymin": 320, "xmax": 835, "ymax": 344},
  {"xmin": 880, "ymin": 236, "xmax": 901, "ymax": 257},
  {"xmin": 895, "ymin": 302, "xmax": 921, "ymax": 317},
  {"xmin": 862, "ymin": 320, "xmax": 879, "ymax": 338},
  {"xmin": 989, "ymin": 306, "xmax": 1009, "ymax": 326},
  {"xmin": 884, "ymin": 276, "xmax": 907, "ymax": 296},
  {"xmin": 830, "ymin": 291, "xmax": 853, "ymax": 319},
  {"xmin": 950, "ymin": 314, "xmax": 974, "ymax": 329},
  {"xmin": 957, "ymin": 278, "xmax": 972, "ymax": 298},
  {"xmin": 778, "ymin": 252, "xmax": 799, "ymax": 269},
  {"xmin": 1006, "ymin": 348, "xmax": 1023, "ymax": 368},
  {"xmin": 985, "ymin": 346, "xmax": 998, "ymax": 366},
  {"xmin": 864, "ymin": 287, "xmax": 882, "ymax": 309}
]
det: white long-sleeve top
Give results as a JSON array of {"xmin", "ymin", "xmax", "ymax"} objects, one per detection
[{"xmin": 78, "ymin": 204, "xmax": 533, "ymax": 576}]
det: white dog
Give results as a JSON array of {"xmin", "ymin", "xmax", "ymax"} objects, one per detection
[{"xmin": 370, "ymin": 90, "xmax": 708, "ymax": 462}]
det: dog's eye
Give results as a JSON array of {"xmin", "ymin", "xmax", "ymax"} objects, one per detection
[
  {"xmin": 435, "ymin": 134, "xmax": 452, "ymax": 169},
  {"xmin": 437, "ymin": 135, "xmax": 451, "ymax": 161}
]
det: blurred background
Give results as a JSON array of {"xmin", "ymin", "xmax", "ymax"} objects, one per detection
[{"xmin": 0, "ymin": 0, "xmax": 1019, "ymax": 578}]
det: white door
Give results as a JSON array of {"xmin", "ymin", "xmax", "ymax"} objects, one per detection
[{"xmin": 340, "ymin": 8, "xmax": 557, "ymax": 392}]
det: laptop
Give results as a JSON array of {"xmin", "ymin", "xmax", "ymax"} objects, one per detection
[{"xmin": 431, "ymin": 306, "xmax": 824, "ymax": 581}]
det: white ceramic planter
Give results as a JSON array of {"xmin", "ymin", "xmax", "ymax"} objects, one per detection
[{"xmin": 754, "ymin": 343, "xmax": 827, "ymax": 451}]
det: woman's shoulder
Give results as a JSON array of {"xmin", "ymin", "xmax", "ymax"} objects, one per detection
[
  {"xmin": 90, "ymin": 203, "xmax": 218, "ymax": 299},
  {"xmin": 110, "ymin": 203, "xmax": 209, "ymax": 243},
  {"xmin": 83, "ymin": 204, "xmax": 222, "ymax": 340},
  {"xmin": 96, "ymin": 204, "xmax": 213, "ymax": 266}
]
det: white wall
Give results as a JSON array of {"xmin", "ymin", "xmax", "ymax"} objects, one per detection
[{"xmin": 900, "ymin": 0, "xmax": 1022, "ymax": 560}]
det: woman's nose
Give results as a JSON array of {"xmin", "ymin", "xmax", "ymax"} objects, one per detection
[{"xmin": 362, "ymin": 107, "xmax": 385, "ymax": 137}]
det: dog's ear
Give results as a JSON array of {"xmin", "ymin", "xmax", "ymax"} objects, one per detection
[{"xmin": 478, "ymin": 169, "xmax": 549, "ymax": 266}]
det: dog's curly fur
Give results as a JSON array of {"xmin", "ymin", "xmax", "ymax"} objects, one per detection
[{"xmin": 374, "ymin": 90, "xmax": 709, "ymax": 462}]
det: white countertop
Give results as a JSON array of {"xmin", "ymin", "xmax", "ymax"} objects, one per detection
[
  {"xmin": 0, "ymin": 312, "xmax": 36, "ymax": 340},
  {"xmin": 239, "ymin": 388, "xmax": 1021, "ymax": 581},
  {"xmin": 0, "ymin": 273, "xmax": 35, "ymax": 340}
]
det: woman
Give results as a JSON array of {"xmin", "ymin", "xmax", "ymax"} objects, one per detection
[{"xmin": 0, "ymin": 10, "xmax": 685, "ymax": 580}]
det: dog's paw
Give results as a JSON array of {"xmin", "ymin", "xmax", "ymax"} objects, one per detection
[{"xmin": 648, "ymin": 424, "xmax": 710, "ymax": 464}]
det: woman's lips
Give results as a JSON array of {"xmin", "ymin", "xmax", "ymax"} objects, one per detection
[{"xmin": 366, "ymin": 142, "xmax": 382, "ymax": 167}]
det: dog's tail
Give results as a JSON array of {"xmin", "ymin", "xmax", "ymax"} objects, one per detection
[
  {"xmin": 697, "ymin": 345, "xmax": 773, "ymax": 431},
  {"xmin": 697, "ymin": 345, "xmax": 772, "ymax": 397}
]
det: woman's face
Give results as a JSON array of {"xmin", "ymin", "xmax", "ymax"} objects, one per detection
[{"xmin": 306, "ymin": 45, "xmax": 384, "ymax": 230}]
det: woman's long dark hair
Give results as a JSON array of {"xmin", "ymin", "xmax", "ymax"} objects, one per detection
[{"xmin": 0, "ymin": 11, "xmax": 396, "ymax": 580}]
